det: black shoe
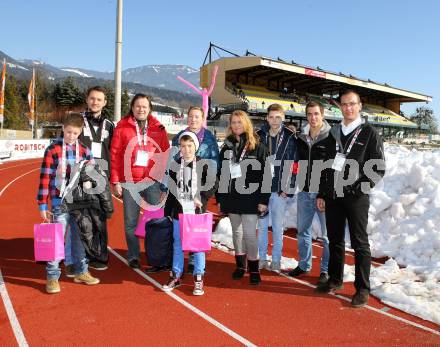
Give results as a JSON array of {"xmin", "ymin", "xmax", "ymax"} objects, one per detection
[
  {"xmin": 65, "ymin": 264, "xmax": 75, "ymax": 278},
  {"xmin": 317, "ymin": 272, "xmax": 329, "ymax": 285},
  {"xmin": 186, "ymin": 263, "xmax": 195, "ymax": 274},
  {"xmin": 144, "ymin": 266, "xmax": 169, "ymax": 273},
  {"xmin": 162, "ymin": 272, "xmax": 181, "ymax": 292},
  {"xmin": 248, "ymin": 260, "xmax": 261, "ymax": 285},
  {"xmin": 351, "ymin": 289, "xmax": 369, "ymax": 308},
  {"xmin": 315, "ymin": 281, "xmax": 343, "ymax": 293},
  {"xmin": 128, "ymin": 259, "xmax": 140, "ymax": 269},
  {"xmin": 232, "ymin": 255, "xmax": 247, "ymax": 280},
  {"xmin": 287, "ymin": 266, "xmax": 309, "ymax": 277},
  {"xmin": 89, "ymin": 261, "xmax": 108, "ymax": 271}
]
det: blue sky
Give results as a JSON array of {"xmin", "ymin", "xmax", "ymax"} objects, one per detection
[{"xmin": 1, "ymin": 0, "xmax": 439, "ymax": 118}]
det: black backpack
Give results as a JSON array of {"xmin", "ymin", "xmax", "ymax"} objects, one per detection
[{"xmin": 144, "ymin": 217, "xmax": 173, "ymax": 268}]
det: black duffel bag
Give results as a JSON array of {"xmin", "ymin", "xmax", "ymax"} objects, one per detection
[{"xmin": 144, "ymin": 217, "xmax": 173, "ymax": 268}]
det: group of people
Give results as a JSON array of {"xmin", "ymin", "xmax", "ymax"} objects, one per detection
[{"xmin": 37, "ymin": 86, "xmax": 385, "ymax": 307}]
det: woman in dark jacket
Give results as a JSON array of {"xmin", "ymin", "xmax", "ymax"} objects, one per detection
[{"xmin": 216, "ymin": 110, "xmax": 270, "ymax": 285}]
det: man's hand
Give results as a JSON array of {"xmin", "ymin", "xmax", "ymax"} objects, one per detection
[
  {"xmin": 113, "ymin": 183, "xmax": 122, "ymax": 198},
  {"xmin": 257, "ymin": 204, "xmax": 268, "ymax": 213},
  {"xmin": 194, "ymin": 197, "xmax": 202, "ymax": 209},
  {"xmin": 279, "ymin": 192, "xmax": 287, "ymax": 198},
  {"xmin": 316, "ymin": 198, "xmax": 325, "ymax": 212}
]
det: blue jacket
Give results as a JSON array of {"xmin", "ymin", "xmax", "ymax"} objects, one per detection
[
  {"xmin": 257, "ymin": 123, "xmax": 298, "ymax": 195},
  {"xmin": 172, "ymin": 128, "xmax": 220, "ymax": 167}
]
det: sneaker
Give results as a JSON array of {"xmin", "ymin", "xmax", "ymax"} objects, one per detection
[
  {"xmin": 74, "ymin": 272, "xmax": 100, "ymax": 285},
  {"xmin": 193, "ymin": 275, "xmax": 204, "ymax": 296},
  {"xmin": 315, "ymin": 281, "xmax": 343, "ymax": 293},
  {"xmin": 186, "ymin": 263, "xmax": 195, "ymax": 274},
  {"xmin": 258, "ymin": 259, "xmax": 270, "ymax": 270},
  {"xmin": 351, "ymin": 289, "xmax": 369, "ymax": 308},
  {"xmin": 287, "ymin": 266, "xmax": 309, "ymax": 277},
  {"xmin": 144, "ymin": 266, "xmax": 170, "ymax": 273},
  {"xmin": 162, "ymin": 273, "xmax": 181, "ymax": 292},
  {"xmin": 232, "ymin": 268, "xmax": 246, "ymax": 280},
  {"xmin": 317, "ymin": 272, "xmax": 329, "ymax": 285},
  {"xmin": 128, "ymin": 259, "xmax": 140, "ymax": 269},
  {"xmin": 270, "ymin": 261, "xmax": 281, "ymax": 274},
  {"xmin": 64, "ymin": 264, "xmax": 75, "ymax": 278},
  {"xmin": 46, "ymin": 279, "xmax": 60, "ymax": 294},
  {"xmin": 88, "ymin": 261, "xmax": 108, "ymax": 271}
]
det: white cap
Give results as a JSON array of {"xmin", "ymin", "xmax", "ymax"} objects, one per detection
[{"xmin": 178, "ymin": 131, "xmax": 200, "ymax": 151}]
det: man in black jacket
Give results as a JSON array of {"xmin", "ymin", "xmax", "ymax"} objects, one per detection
[
  {"xmin": 77, "ymin": 86, "xmax": 114, "ymax": 271},
  {"xmin": 316, "ymin": 90, "xmax": 385, "ymax": 308}
]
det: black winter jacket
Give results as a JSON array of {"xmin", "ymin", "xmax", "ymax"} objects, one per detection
[
  {"xmin": 318, "ymin": 120, "xmax": 385, "ymax": 199},
  {"xmin": 216, "ymin": 133, "xmax": 270, "ymax": 214},
  {"xmin": 79, "ymin": 111, "xmax": 115, "ymax": 178},
  {"xmin": 61, "ymin": 161, "xmax": 114, "ymax": 263},
  {"xmin": 256, "ymin": 123, "xmax": 298, "ymax": 195},
  {"xmin": 296, "ymin": 120, "xmax": 331, "ymax": 193},
  {"xmin": 165, "ymin": 156, "xmax": 218, "ymax": 220}
]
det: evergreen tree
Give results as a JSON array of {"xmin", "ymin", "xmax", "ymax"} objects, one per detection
[
  {"xmin": 121, "ymin": 89, "xmax": 130, "ymax": 116},
  {"xmin": 4, "ymin": 76, "xmax": 28, "ymax": 130},
  {"xmin": 410, "ymin": 107, "xmax": 438, "ymax": 133},
  {"xmin": 102, "ymin": 86, "xmax": 115, "ymax": 120}
]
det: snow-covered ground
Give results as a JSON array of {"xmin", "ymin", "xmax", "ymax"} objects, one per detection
[{"xmin": 212, "ymin": 144, "xmax": 440, "ymax": 325}]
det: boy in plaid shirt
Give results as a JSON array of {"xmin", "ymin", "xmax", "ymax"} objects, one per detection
[{"xmin": 37, "ymin": 113, "xmax": 100, "ymax": 294}]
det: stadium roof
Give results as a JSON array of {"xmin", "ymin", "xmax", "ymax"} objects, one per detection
[{"xmin": 203, "ymin": 56, "xmax": 431, "ymax": 104}]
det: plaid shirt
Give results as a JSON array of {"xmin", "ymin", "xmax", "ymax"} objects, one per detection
[{"xmin": 37, "ymin": 138, "xmax": 93, "ymax": 211}]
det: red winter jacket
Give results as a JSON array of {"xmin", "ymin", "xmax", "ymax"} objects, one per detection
[{"xmin": 110, "ymin": 114, "xmax": 170, "ymax": 184}]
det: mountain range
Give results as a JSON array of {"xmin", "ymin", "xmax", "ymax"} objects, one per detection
[{"xmin": 0, "ymin": 50, "xmax": 200, "ymax": 94}]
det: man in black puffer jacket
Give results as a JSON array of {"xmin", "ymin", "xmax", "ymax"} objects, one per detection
[
  {"xmin": 316, "ymin": 90, "xmax": 385, "ymax": 308},
  {"xmin": 62, "ymin": 161, "xmax": 114, "ymax": 266}
]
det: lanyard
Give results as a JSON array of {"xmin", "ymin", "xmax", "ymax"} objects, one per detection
[
  {"xmin": 336, "ymin": 127, "xmax": 362, "ymax": 155},
  {"xmin": 83, "ymin": 114, "xmax": 107, "ymax": 143},
  {"xmin": 59, "ymin": 140, "xmax": 80, "ymax": 197},
  {"xmin": 267, "ymin": 129, "xmax": 284, "ymax": 157},
  {"xmin": 134, "ymin": 118, "xmax": 148, "ymax": 148},
  {"xmin": 178, "ymin": 159, "xmax": 197, "ymax": 200},
  {"xmin": 230, "ymin": 143, "xmax": 248, "ymax": 164}
]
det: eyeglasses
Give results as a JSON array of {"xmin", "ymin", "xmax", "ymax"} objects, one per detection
[{"xmin": 340, "ymin": 102, "xmax": 359, "ymax": 108}]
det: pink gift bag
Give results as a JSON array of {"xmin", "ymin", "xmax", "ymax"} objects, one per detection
[
  {"xmin": 179, "ymin": 213, "xmax": 213, "ymax": 252},
  {"xmin": 34, "ymin": 223, "xmax": 65, "ymax": 262},
  {"xmin": 134, "ymin": 208, "xmax": 165, "ymax": 238}
]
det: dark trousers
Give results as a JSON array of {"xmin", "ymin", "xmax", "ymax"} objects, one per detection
[{"xmin": 325, "ymin": 194, "xmax": 371, "ymax": 291}]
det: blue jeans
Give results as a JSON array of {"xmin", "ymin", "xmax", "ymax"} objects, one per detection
[
  {"xmin": 64, "ymin": 226, "xmax": 73, "ymax": 266},
  {"xmin": 172, "ymin": 219, "xmax": 205, "ymax": 277},
  {"xmin": 122, "ymin": 182, "xmax": 162, "ymax": 261},
  {"xmin": 258, "ymin": 192, "xmax": 287, "ymax": 263},
  {"xmin": 46, "ymin": 206, "xmax": 88, "ymax": 280},
  {"xmin": 297, "ymin": 191, "xmax": 329, "ymax": 273}
]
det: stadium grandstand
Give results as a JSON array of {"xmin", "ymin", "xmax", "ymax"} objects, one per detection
[{"xmin": 200, "ymin": 43, "xmax": 432, "ymax": 138}]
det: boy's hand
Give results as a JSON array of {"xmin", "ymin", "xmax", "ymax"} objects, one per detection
[
  {"xmin": 40, "ymin": 210, "xmax": 51, "ymax": 222},
  {"xmin": 194, "ymin": 197, "xmax": 202, "ymax": 209}
]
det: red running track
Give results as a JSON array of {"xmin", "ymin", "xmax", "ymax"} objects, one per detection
[{"xmin": 0, "ymin": 159, "xmax": 439, "ymax": 346}]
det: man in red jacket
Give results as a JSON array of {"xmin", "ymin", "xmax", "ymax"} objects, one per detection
[{"xmin": 110, "ymin": 94, "xmax": 170, "ymax": 268}]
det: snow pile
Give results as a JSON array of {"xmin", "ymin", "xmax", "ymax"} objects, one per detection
[{"xmin": 211, "ymin": 144, "xmax": 440, "ymax": 325}]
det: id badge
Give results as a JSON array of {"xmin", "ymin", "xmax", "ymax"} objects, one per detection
[
  {"xmin": 230, "ymin": 163, "xmax": 242, "ymax": 179},
  {"xmin": 181, "ymin": 199, "xmax": 195, "ymax": 214},
  {"xmin": 332, "ymin": 153, "xmax": 346, "ymax": 172},
  {"xmin": 268, "ymin": 155, "xmax": 275, "ymax": 177},
  {"xmin": 134, "ymin": 150, "xmax": 149, "ymax": 167},
  {"xmin": 91, "ymin": 142, "xmax": 102, "ymax": 158}
]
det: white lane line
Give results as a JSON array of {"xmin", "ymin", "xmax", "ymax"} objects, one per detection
[
  {"xmin": 277, "ymin": 268, "xmax": 440, "ymax": 336},
  {"xmin": 207, "ymin": 211, "xmax": 440, "ymax": 335},
  {"xmin": 108, "ymin": 247, "xmax": 257, "ymax": 347},
  {"xmin": 0, "ymin": 168, "xmax": 40, "ymax": 197},
  {"xmin": 0, "ymin": 270, "xmax": 29, "ymax": 346},
  {"xmin": 0, "ymin": 160, "xmax": 40, "ymax": 172},
  {"xmin": 0, "ymin": 169, "xmax": 38, "ymax": 347}
]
